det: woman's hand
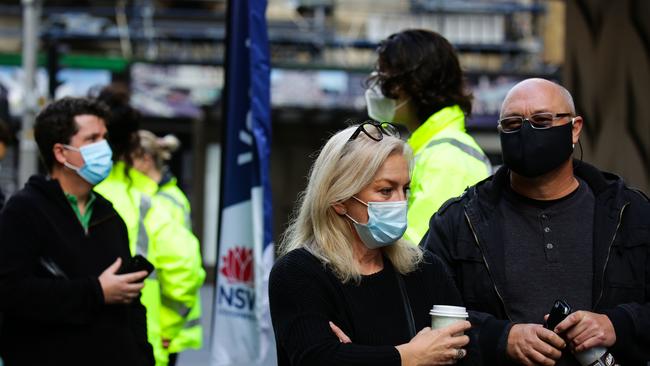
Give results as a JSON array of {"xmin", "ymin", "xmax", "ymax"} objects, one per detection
[
  {"xmin": 396, "ymin": 321, "xmax": 471, "ymax": 366},
  {"xmin": 329, "ymin": 321, "xmax": 352, "ymax": 343}
]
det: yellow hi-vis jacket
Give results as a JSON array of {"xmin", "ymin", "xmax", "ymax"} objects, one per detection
[
  {"xmin": 156, "ymin": 176, "xmax": 203, "ymax": 354},
  {"xmin": 405, "ymin": 105, "xmax": 492, "ymax": 244},
  {"xmin": 95, "ymin": 162, "xmax": 205, "ymax": 366}
]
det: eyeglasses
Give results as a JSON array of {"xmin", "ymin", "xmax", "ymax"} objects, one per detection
[
  {"xmin": 348, "ymin": 121, "xmax": 401, "ymax": 141},
  {"xmin": 498, "ymin": 112, "xmax": 574, "ymax": 133}
]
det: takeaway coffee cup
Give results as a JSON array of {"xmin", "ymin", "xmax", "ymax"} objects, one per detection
[{"xmin": 430, "ymin": 305, "xmax": 469, "ymax": 331}]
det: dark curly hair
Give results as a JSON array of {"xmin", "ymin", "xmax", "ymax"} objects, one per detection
[
  {"xmin": 370, "ymin": 29, "xmax": 472, "ymax": 123},
  {"xmin": 95, "ymin": 83, "xmax": 141, "ymax": 167},
  {"xmin": 34, "ymin": 97, "xmax": 109, "ymax": 172}
]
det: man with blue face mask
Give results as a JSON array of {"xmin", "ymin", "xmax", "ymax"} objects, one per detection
[
  {"xmin": 0, "ymin": 97, "xmax": 154, "ymax": 365},
  {"xmin": 367, "ymin": 29, "xmax": 492, "ymax": 245}
]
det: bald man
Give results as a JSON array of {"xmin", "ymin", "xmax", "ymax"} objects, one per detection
[{"xmin": 422, "ymin": 79, "xmax": 650, "ymax": 366}]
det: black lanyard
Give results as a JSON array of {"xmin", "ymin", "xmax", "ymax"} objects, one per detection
[{"xmin": 395, "ymin": 271, "xmax": 416, "ymax": 338}]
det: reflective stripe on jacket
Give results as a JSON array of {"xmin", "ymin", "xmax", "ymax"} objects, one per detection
[
  {"xmin": 406, "ymin": 105, "xmax": 491, "ymax": 244},
  {"xmin": 158, "ymin": 177, "xmax": 192, "ymax": 230}
]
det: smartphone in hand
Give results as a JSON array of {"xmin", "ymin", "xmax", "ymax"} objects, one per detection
[
  {"xmin": 117, "ymin": 255, "xmax": 155, "ymax": 280},
  {"xmin": 544, "ymin": 299, "xmax": 572, "ymax": 330}
]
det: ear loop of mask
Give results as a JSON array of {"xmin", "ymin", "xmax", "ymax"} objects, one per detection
[
  {"xmin": 371, "ymin": 84, "xmax": 410, "ymax": 112},
  {"xmin": 568, "ymin": 118, "xmax": 584, "ymax": 171},
  {"xmin": 343, "ymin": 196, "xmax": 367, "ymax": 224},
  {"xmin": 367, "ymin": 83, "xmax": 410, "ymax": 120},
  {"xmin": 393, "ymin": 98, "xmax": 410, "ymax": 113},
  {"xmin": 62, "ymin": 145, "xmax": 83, "ymax": 171}
]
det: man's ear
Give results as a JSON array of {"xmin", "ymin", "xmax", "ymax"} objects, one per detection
[
  {"xmin": 332, "ymin": 201, "xmax": 348, "ymax": 216},
  {"xmin": 52, "ymin": 143, "xmax": 67, "ymax": 165},
  {"xmin": 571, "ymin": 116, "xmax": 583, "ymax": 145}
]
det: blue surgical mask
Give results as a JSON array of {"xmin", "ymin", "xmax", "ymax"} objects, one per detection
[
  {"xmin": 63, "ymin": 140, "xmax": 113, "ymax": 185},
  {"xmin": 346, "ymin": 196, "xmax": 408, "ymax": 249}
]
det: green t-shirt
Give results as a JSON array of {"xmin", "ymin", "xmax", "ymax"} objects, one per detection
[{"xmin": 65, "ymin": 192, "xmax": 96, "ymax": 231}]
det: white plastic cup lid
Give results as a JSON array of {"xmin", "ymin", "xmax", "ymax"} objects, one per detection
[{"xmin": 429, "ymin": 305, "xmax": 468, "ymax": 318}]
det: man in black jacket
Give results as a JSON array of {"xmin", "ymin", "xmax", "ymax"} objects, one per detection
[
  {"xmin": 0, "ymin": 97, "xmax": 154, "ymax": 365},
  {"xmin": 422, "ymin": 78, "xmax": 650, "ymax": 366}
]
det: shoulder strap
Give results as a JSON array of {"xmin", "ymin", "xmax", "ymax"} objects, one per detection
[{"xmin": 395, "ymin": 271, "xmax": 416, "ymax": 338}]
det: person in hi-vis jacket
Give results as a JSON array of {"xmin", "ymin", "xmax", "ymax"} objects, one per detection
[{"xmin": 366, "ymin": 29, "xmax": 491, "ymax": 244}]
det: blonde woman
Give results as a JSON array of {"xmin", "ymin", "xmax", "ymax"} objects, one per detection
[
  {"xmin": 269, "ymin": 122, "xmax": 471, "ymax": 366},
  {"xmin": 134, "ymin": 131, "xmax": 191, "ymax": 228}
]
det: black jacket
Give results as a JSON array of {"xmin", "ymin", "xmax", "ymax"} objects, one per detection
[
  {"xmin": 0, "ymin": 175, "xmax": 154, "ymax": 366},
  {"xmin": 422, "ymin": 161, "xmax": 650, "ymax": 365}
]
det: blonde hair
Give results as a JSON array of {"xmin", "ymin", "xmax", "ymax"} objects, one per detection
[
  {"xmin": 279, "ymin": 125, "xmax": 423, "ymax": 284},
  {"xmin": 137, "ymin": 130, "xmax": 181, "ymax": 170}
]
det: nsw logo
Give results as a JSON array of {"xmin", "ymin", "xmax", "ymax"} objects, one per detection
[
  {"xmin": 217, "ymin": 246, "xmax": 256, "ymax": 318},
  {"xmin": 220, "ymin": 246, "xmax": 254, "ymax": 284}
]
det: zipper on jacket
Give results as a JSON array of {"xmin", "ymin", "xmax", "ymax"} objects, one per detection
[
  {"xmin": 593, "ymin": 202, "xmax": 629, "ymax": 309},
  {"xmin": 464, "ymin": 211, "xmax": 512, "ymax": 321}
]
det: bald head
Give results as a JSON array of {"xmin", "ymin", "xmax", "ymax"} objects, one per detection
[{"xmin": 500, "ymin": 78, "xmax": 576, "ymax": 118}]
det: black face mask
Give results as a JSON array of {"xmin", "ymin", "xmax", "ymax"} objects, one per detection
[{"xmin": 500, "ymin": 121, "xmax": 574, "ymax": 178}]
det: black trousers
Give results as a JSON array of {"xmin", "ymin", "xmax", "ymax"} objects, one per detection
[{"xmin": 168, "ymin": 353, "xmax": 178, "ymax": 366}]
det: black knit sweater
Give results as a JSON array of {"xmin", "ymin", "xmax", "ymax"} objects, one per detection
[{"xmin": 269, "ymin": 248, "xmax": 464, "ymax": 366}]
